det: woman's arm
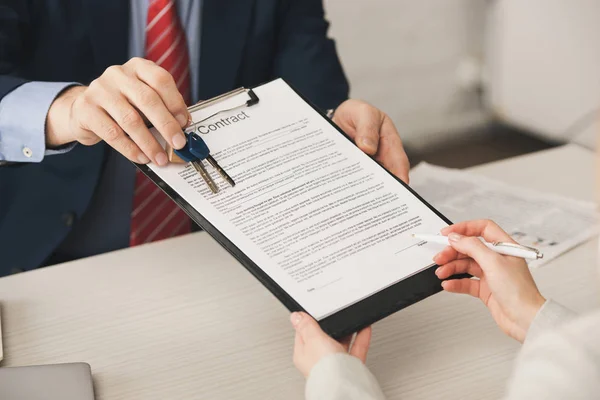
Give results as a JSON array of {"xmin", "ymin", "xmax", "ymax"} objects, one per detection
[
  {"xmin": 290, "ymin": 312, "xmax": 386, "ymax": 400},
  {"xmin": 306, "ymin": 353, "xmax": 385, "ymax": 400},
  {"xmin": 436, "ymin": 220, "xmax": 600, "ymax": 398},
  {"xmin": 504, "ymin": 310, "xmax": 600, "ymax": 399},
  {"xmin": 524, "ymin": 299, "xmax": 576, "ymax": 342}
]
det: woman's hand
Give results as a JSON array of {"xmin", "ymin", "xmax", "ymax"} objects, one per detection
[
  {"xmin": 434, "ymin": 220, "xmax": 546, "ymax": 343},
  {"xmin": 290, "ymin": 312, "xmax": 372, "ymax": 377}
]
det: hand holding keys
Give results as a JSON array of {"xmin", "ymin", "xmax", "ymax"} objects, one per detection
[{"xmin": 174, "ymin": 132, "xmax": 235, "ymax": 194}]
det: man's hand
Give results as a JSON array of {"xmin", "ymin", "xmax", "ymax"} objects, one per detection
[
  {"xmin": 291, "ymin": 311, "xmax": 372, "ymax": 378},
  {"xmin": 46, "ymin": 57, "xmax": 191, "ymax": 166},
  {"xmin": 434, "ymin": 220, "xmax": 546, "ymax": 343},
  {"xmin": 333, "ymin": 99, "xmax": 410, "ymax": 183}
]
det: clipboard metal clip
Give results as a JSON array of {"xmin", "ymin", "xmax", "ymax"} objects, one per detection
[
  {"xmin": 168, "ymin": 87, "xmax": 260, "ymax": 163},
  {"xmin": 185, "ymin": 87, "xmax": 260, "ymax": 133}
]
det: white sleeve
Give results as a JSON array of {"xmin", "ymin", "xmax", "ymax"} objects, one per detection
[
  {"xmin": 306, "ymin": 353, "xmax": 386, "ymax": 400},
  {"xmin": 524, "ymin": 299, "xmax": 576, "ymax": 343},
  {"xmin": 504, "ymin": 309, "xmax": 600, "ymax": 399}
]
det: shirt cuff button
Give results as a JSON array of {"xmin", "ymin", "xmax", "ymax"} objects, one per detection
[
  {"xmin": 61, "ymin": 212, "xmax": 76, "ymax": 227},
  {"xmin": 22, "ymin": 147, "xmax": 33, "ymax": 158}
]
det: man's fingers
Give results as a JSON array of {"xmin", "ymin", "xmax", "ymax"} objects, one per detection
[
  {"xmin": 441, "ymin": 220, "xmax": 515, "ymax": 244},
  {"xmin": 84, "ymin": 106, "xmax": 146, "ymax": 163},
  {"xmin": 349, "ymin": 327, "xmax": 372, "ymax": 363},
  {"xmin": 352, "ymin": 105, "xmax": 381, "ymax": 156},
  {"xmin": 290, "ymin": 312, "xmax": 327, "ymax": 342},
  {"xmin": 95, "ymin": 88, "xmax": 166, "ymax": 165},
  {"xmin": 334, "ymin": 99, "xmax": 380, "ymax": 155},
  {"xmin": 135, "ymin": 62, "xmax": 191, "ymax": 129},
  {"xmin": 333, "ymin": 99, "xmax": 410, "ymax": 184},
  {"xmin": 435, "ymin": 259, "xmax": 483, "ymax": 279},
  {"xmin": 112, "ymin": 65, "xmax": 186, "ymax": 151},
  {"xmin": 441, "ymin": 278, "xmax": 480, "ymax": 298},
  {"xmin": 123, "ymin": 78, "xmax": 186, "ymax": 150},
  {"xmin": 375, "ymin": 116, "xmax": 409, "ymax": 183}
]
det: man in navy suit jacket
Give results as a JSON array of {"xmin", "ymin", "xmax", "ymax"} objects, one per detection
[{"xmin": 0, "ymin": 0, "xmax": 410, "ymax": 276}]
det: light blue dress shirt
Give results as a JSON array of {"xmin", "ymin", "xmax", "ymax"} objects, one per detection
[
  {"xmin": 0, "ymin": 0, "xmax": 201, "ymax": 163},
  {"xmin": 0, "ymin": 0, "xmax": 202, "ymax": 260}
]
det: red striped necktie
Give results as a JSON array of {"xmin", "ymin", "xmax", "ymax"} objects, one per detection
[{"xmin": 129, "ymin": 0, "xmax": 192, "ymax": 246}]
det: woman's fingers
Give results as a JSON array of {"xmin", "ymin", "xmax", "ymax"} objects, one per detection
[
  {"xmin": 433, "ymin": 245, "xmax": 471, "ymax": 265},
  {"xmin": 291, "ymin": 312, "xmax": 328, "ymax": 343},
  {"xmin": 441, "ymin": 219, "xmax": 516, "ymax": 244},
  {"xmin": 349, "ymin": 327, "xmax": 372, "ymax": 363},
  {"xmin": 436, "ymin": 258, "xmax": 483, "ymax": 279},
  {"xmin": 445, "ymin": 233, "xmax": 500, "ymax": 271},
  {"xmin": 294, "ymin": 330, "xmax": 304, "ymax": 348},
  {"xmin": 441, "ymin": 278, "xmax": 481, "ymax": 298},
  {"xmin": 339, "ymin": 335, "xmax": 353, "ymax": 352}
]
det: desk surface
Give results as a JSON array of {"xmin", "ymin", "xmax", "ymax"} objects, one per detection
[{"xmin": 1, "ymin": 144, "xmax": 599, "ymax": 400}]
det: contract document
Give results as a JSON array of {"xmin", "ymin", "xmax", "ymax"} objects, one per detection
[
  {"xmin": 411, "ymin": 162, "xmax": 600, "ymax": 268},
  {"xmin": 145, "ymin": 79, "xmax": 449, "ymax": 322}
]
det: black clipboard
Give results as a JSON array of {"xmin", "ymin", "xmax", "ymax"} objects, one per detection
[{"xmin": 136, "ymin": 78, "xmax": 453, "ymax": 339}]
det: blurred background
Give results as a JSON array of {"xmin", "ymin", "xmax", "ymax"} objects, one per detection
[{"xmin": 323, "ymin": 0, "xmax": 600, "ymax": 167}]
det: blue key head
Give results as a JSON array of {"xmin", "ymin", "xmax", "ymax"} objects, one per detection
[
  {"xmin": 173, "ymin": 134, "xmax": 197, "ymax": 163},
  {"xmin": 188, "ymin": 134, "xmax": 211, "ymax": 160}
]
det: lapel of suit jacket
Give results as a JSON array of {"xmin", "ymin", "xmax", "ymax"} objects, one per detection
[
  {"xmin": 198, "ymin": 0, "xmax": 256, "ymax": 99},
  {"xmin": 88, "ymin": 0, "xmax": 130, "ymax": 77}
]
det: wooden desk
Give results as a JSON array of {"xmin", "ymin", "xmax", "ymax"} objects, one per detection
[{"xmin": 1, "ymin": 144, "xmax": 598, "ymax": 400}]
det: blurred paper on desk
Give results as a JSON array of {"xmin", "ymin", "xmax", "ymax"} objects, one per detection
[{"xmin": 410, "ymin": 163, "xmax": 600, "ymax": 268}]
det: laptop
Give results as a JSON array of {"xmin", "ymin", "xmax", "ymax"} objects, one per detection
[{"xmin": 0, "ymin": 362, "xmax": 95, "ymax": 400}]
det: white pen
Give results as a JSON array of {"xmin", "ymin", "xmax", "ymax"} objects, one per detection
[{"xmin": 412, "ymin": 233, "xmax": 543, "ymax": 260}]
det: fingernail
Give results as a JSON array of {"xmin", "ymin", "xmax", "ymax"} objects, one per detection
[
  {"xmin": 361, "ymin": 138, "xmax": 377, "ymax": 151},
  {"xmin": 155, "ymin": 152, "xmax": 168, "ymax": 166},
  {"xmin": 435, "ymin": 267, "xmax": 442, "ymax": 277},
  {"xmin": 176, "ymin": 113, "xmax": 188, "ymax": 127},
  {"xmin": 441, "ymin": 281, "xmax": 448, "ymax": 289},
  {"xmin": 448, "ymin": 233, "xmax": 462, "ymax": 242},
  {"xmin": 172, "ymin": 133, "xmax": 186, "ymax": 149},
  {"xmin": 138, "ymin": 154, "xmax": 150, "ymax": 164},
  {"xmin": 433, "ymin": 252, "xmax": 441, "ymax": 262},
  {"xmin": 290, "ymin": 312, "xmax": 302, "ymax": 327}
]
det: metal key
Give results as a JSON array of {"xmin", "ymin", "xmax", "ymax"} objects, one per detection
[
  {"xmin": 174, "ymin": 137, "xmax": 220, "ymax": 194},
  {"xmin": 191, "ymin": 159, "xmax": 220, "ymax": 194},
  {"xmin": 188, "ymin": 134, "xmax": 236, "ymax": 187}
]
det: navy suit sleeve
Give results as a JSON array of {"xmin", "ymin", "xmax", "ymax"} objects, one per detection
[
  {"xmin": 0, "ymin": 0, "xmax": 31, "ymax": 98},
  {"xmin": 274, "ymin": 0, "xmax": 349, "ymax": 111}
]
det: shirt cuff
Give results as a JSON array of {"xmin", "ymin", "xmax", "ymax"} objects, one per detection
[
  {"xmin": 306, "ymin": 353, "xmax": 386, "ymax": 400},
  {"xmin": 0, "ymin": 81, "xmax": 79, "ymax": 162},
  {"xmin": 525, "ymin": 299, "xmax": 577, "ymax": 343},
  {"xmin": 45, "ymin": 142, "xmax": 78, "ymax": 156}
]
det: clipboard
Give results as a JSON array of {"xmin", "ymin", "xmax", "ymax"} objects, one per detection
[{"xmin": 136, "ymin": 79, "xmax": 453, "ymax": 339}]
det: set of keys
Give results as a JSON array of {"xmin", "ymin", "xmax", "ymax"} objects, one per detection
[{"xmin": 173, "ymin": 132, "xmax": 235, "ymax": 194}]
